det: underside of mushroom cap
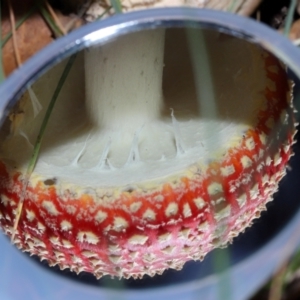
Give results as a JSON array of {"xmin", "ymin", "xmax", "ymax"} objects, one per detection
[{"xmin": 0, "ymin": 28, "xmax": 296, "ymax": 279}]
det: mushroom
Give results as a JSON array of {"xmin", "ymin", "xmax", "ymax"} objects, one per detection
[{"xmin": 0, "ymin": 25, "xmax": 296, "ymax": 279}]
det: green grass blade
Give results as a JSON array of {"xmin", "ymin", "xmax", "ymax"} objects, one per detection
[
  {"xmin": 284, "ymin": 0, "xmax": 297, "ymax": 36},
  {"xmin": 12, "ymin": 54, "xmax": 77, "ymax": 239},
  {"xmin": 186, "ymin": 28, "xmax": 217, "ymax": 118},
  {"xmin": 27, "ymin": 54, "xmax": 77, "ymax": 175},
  {"xmin": 110, "ymin": 0, "xmax": 122, "ymax": 14},
  {"xmin": 1, "ymin": 6, "xmax": 37, "ymax": 48},
  {"xmin": 186, "ymin": 26, "xmax": 231, "ymax": 300},
  {"xmin": 228, "ymin": 0, "xmax": 239, "ymax": 12},
  {"xmin": 36, "ymin": 1, "xmax": 63, "ymax": 37},
  {"xmin": 0, "ymin": 4, "xmax": 5, "ymax": 82},
  {"xmin": 97, "ymin": 6, "xmax": 112, "ymax": 20},
  {"xmin": 212, "ymin": 249, "xmax": 232, "ymax": 300}
]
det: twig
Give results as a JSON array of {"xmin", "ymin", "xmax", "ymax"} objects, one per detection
[
  {"xmin": 256, "ymin": 10, "xmax": 261, "ymax": 22},
  {"xmin": 64, "ymin": 0, "xmax": 92, "ymax": 33},
  {"xmin": 1, "ymin": 6, "xmax": 36, "ymax": 48},
  {"xmin": 7, "ymin": 0, "xmax": 22, "ymax": 67},
  {"xmin": 268, "ymin": 263, "xmax": 288, "ymax": 300},
  {"xmin": 44, "ymin": 0, "xmax": 67, "ymax": 35}
]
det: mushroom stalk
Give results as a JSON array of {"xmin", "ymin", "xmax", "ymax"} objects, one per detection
[{"xmin": 85, "ymin": 29, "xmax": 165, "ymax": 131}]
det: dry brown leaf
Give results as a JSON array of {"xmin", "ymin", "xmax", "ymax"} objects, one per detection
[{"xmin": 1, "ymin": 0, "xmax": 83, "ymax": 76}]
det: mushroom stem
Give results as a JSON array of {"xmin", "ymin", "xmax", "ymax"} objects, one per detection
[{"xmin": 84, "ymin": 29, "xmax": 165, "ymax": 131}]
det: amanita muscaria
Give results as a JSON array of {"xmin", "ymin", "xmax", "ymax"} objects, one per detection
[{"xmin": 0, "ymin": 25, "xmax": 296, "ymax": 279}]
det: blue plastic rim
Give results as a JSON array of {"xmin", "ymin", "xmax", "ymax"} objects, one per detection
[{"xmin": 1, "ymin": 7, "xmax": 300, "ymax": 300}]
